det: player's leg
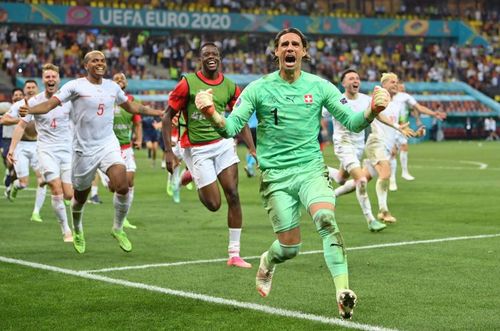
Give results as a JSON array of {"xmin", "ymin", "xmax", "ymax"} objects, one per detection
[
  {"xmin": 9, "ymin": 144, "xmax": 30, "ymax": 201},
  {"xmin": 349, "ymin": 167, "xmax": 386, "ymax": 232},
  {"xmin": 215, "ymin": 139, "xmax": 251, "ymax": 268},
  {"xmin": 31, "ymin": 170, "xmax": 47, "ymax": 222},
  {"xmin": 106, "ymin": 162, "xmax": 132, "ymax": 252},
  {"xmin": 400, "ymin": 143, "xmax": 415, "ymax": 180},
  {"xmin": 122, "ymin": 147, "xmax": 137, "ymax": 229},
  {"xmin": 88, "ymin": 173, "xmax": 102, "ymax": 204},
  {"xmin": 257, "ymin": 187, "xmax": 302, "ymax": 297},
  {"xmin": 374, "ymin": 160, "xmax": 396, "ymax": 223},
  {"xmin": 302, "ymin": 164, "xmax": 356, "ymax": 319}
]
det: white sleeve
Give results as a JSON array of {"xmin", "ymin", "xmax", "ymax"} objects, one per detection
[
  {"xmin": 7, "ymin": 100, "xmax": 21, "ymax": 118},
  {"xmin": 54, "ymin": 80, "xmax": 77, "ymax": 104},
  {"xmin": 405, "ymin": 93, "xmax": 418, "ymax": 107},
  {"xmin": 321, "ymin": 106, "xmax": 331, "ymax": 118}
]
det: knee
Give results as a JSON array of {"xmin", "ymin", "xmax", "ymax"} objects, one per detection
[
  {"xmin": 225, "ymin": 188, "xmax": 240, "ymax": 206},
  {"xmin": 313, "ymin": 209, "xmax": 338, "ymax": 238},
  {"xmin": 202, "ymin": 199, "xmax": 221, "ymax": 212},
  {"xmin": 115, "ymin": 185, "xmax": 129, "ymax": 195},
  {"xmin": 355, "ymin": 177, "xmax": 368, "ymax": 194}
]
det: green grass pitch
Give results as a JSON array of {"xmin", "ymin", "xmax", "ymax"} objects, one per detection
[{"xmin": 1, "ymin": 141, "xmax": 499, "ymax": 330}]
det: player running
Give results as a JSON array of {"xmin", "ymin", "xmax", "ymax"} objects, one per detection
[{"xmin": 195, "ymin": 28, "xmax": 390, "ymax": 319}]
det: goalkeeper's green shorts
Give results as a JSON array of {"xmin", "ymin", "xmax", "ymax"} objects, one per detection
[{"xmin": 259, "ymin": 158, "xmax": 336, "ymax": 233}]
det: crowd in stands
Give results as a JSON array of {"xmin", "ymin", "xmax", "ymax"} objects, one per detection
[{"xmin": 1, "ymin": 24, "xmax": 498, "ymax": 99}]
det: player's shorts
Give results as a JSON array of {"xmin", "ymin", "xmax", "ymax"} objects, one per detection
[
  {"xmin": 395, "ymin": 131, "xmax": 408, "ymax": 149},
  {"xmin": 120, "ymin": 147, "xmax": 137, "ymax": 172},
  {"xmin": 38, "ymin": 147, "xmax": 72, "ymax": 183},
  {"xmin": 13, "ymin": 141, "xmax": 39, "ymax": 178},
  {"xmin": 173, "ymin": 142, "xmax": 184, "ymax": 160},
  {"xmin": 143, "ymin": 129, "xmax": 159, "ymax": 143},
  {"xmin": 260, "ymin": 158, "xmax": 336, "ymax": 233},
  {"xmin": 334, "ymin": 141, "xmax": 365, "ymax": 173},
  {"xmin": 72, "ymin": 143, "xmax": 125, "ymax": 191},
  {"xmin": 365, "ymin": 134, "xmax": 392, "ymax": 166},
  {"xmin": 182, "ymin": 138, "xmax": 239, "ymax": 189}
]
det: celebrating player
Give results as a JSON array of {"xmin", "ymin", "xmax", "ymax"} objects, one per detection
[
  {"xmin": 162, "ymin": 42, "xmax": 256, "ymax": 269},
  {"xmin": 19, "ymin": 50, "xmax": 164, "ymax": 254},
  {"xmin": 195, "ymin": 28, "xmax": 390, "ymax": 319}
]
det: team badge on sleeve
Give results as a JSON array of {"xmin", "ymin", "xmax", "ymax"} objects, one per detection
[
  {"xmin": 340, "ymin": 98, "xmax": 348, "ymax": 104},
  {"xmin": 304, "ymin": 94, "xmax": 313, "ymax": 104},
  {"xmin": 235, "ymin": 97, "xmax": 242, "ymax": 108}
]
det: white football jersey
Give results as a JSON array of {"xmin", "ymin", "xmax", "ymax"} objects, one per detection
[
  {"xmin": 370, "ymin": 99, "xmax": 401, "ymax": 150},
  {"xmin": 332, "ymin": 93, "xmax": 370, "ymax": 147},
  {"xmin": 6, "ymin": 99, "xmax": 24, "ymax": 118},
  {"xmin": 392, "ymin": 92, "xmax": 417, "ymax": 122},
  {"xmin": 54, "ymin": 78, "xmax": 127, "ymax": 155},
  {"xmin": 23, "ymin": 91, "xmax": 72, "ymax": 150}
]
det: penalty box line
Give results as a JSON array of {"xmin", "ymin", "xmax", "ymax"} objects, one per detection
[
  {"xmin": 85, "ymin": 233, "xmax": 500, "ymax": 273},
  {"xmin": 0, "ymin": 255, "xmax": 397, "ymax": 331}
]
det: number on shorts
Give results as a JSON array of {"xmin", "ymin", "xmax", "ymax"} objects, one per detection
[{"xmin": 97, "ymin": 103, "xmax": 105, "ymax": 116}]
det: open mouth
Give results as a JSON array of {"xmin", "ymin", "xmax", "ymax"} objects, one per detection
[
  {"xmin": 352, "ymin": 84, "xmax": 359, "ymax": 89},
  {"xmin": 206, "ymin": 59, "xmax": 218, "ymax": 69},
  {"xmin": 284, "ymin": 54, "xmax": 296, "ymax": 66}
]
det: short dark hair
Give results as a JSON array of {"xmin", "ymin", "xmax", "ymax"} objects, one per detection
[
  {"xmin": 199, "ymin": 42, "xmax": 219, "ymax": 56},
  {"xmin": 272, "ymin": 28, "xmax": 311, "ymax": 63},
  {"xmin": 24, "ymin": 79, "xmax": 38, "ymax": 87},
  {"xmin": 340, "ymin": 69, "xmax": 358, "ymax": 83},
  {"xmin": 11, "ymin": 88, "xmax": 23, "ymax": 96}
]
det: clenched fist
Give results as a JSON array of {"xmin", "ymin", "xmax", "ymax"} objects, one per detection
[
  {"xmin": 195, "ymin": 89, "xmax": 215, "ymax": 116},
  {"xmin": 370, "ymin": 86, "xmax": 390, "ymax": 114}
]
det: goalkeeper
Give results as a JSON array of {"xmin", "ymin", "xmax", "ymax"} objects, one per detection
[{"xmin": 195, "ymin": 28, "xmax": 390, "ymax": 320}]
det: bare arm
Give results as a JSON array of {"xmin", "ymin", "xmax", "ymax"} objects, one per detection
[
  {"xmin": 121, "ymin": 101, "xmax": 164, "ymax": 117},
  {"xmin": 413, "ymin": 103, "xmax": 446, "ymax": 120},
  {"xmin": 25, "ymin": 98, "xmax": 60, "ymax": 115},
  {"xmin": 161, "ymin": 106, "xmax": 180, "ymax": 174},
  {"xmin": 7, "ymin": 120, "xmax": 28, "ymax": 164},
  {"xmin": 377, "ymin": 113, "xmax": 415, "ymax": 138},
  {"xmin": 0, "ymin": 113, "xmax": 20, "ymax": 125},
  {"xmin": 133, "ymin": 120, "xmax": 142, "ymax": 149}
]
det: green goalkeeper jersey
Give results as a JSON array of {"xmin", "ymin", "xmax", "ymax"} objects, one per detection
[{"xmin": 217, "ymin": 71, "xmax": 370, "ymax": 170}]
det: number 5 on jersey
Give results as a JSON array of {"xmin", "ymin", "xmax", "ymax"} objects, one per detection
[{"xmin": 97, "ymin": 103, "xmax": 105, "ymax": 116}]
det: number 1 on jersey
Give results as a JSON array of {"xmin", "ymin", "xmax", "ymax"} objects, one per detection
[
  {"xmin": 271, "ymin": 108, "xmax": 279, "ymax": 125},
  {"xmin": 97, "ymin": 103, "xmax": 105, "ymax": 116}
]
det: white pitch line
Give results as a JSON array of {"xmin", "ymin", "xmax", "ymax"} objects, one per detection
[
  {"xmin": 85, "ymin": 233, "xmax": 500, "ymax": 273},
  {"xmin": 0, "ymin": 256, "xmax": 397, "ymax": 331},
  {"xmin": 0, "ymin": 185, "xmax": 36, "ymax": 191},
  {"xmin": 459, "ymin": 160, "xmax": 488, "ymax": 170}
]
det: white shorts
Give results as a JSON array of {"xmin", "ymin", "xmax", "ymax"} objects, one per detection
[
  {"xmin": 334, "ymin": 142, "xmax": 364, "ymax": 173},
  {"xmin": 72, "ymin": 144, "xmax": 125, "ymax": 191},
  {"xmin": 365, "ymin": 134, "xmax": 392, "ymax": 166},
  {"xmin": 120, "ymin": 147, "xmax": 137, "ymax": 173},
  {"xmin": 38, "ymin": 147, "xmax": 72, "ymax": 183},
  {"xmin": 395, "ymin": 131, "xmax": 408, "ymax": 149},
  {"xmin": 13, "ymin": 141, "xmax": 39, "ymax": 178},
  {"xmin": 183, "ymin": 138, "xmax": 239, "ymax": 189},
  {"xmin": 173, "ymin": 142, "xmax": 184, "ymax": 160}
]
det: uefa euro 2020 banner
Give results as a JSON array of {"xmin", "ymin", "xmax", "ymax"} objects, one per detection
[{"xmin": 0, "ymin": 3, "xmax": 488, "ymax": 46}]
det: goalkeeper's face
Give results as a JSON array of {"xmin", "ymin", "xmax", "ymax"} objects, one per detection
[
  {"xmin": 275, "ymin": 32, "xmax": 306, "ymax": 72},
  {"xmin": 200, "ymin": 44, "xmax": 221, "ymax": 74}
]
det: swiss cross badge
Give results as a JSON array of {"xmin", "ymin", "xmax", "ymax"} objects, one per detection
[{"xmin": 304, "ymin": 94, "xmax": 313, "ymax": 104}]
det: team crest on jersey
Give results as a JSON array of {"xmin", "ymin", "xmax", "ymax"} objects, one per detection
[
  {"xmin": 304, "ymin": 94, "xmax": 313, "ymax": 104},
  {"xmin": 340, "ymin": 97, "xmax": 348, "ymax": 104}
]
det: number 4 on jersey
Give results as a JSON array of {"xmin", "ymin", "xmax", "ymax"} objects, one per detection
[{"xmin": 50, "ymin": 118, "xmax": 57, "ymax": 128}]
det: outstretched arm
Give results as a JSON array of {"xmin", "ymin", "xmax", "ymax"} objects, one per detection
[
  {"xmin": 377, "ymin": 113, "xmax": 415, "ymax": 138},
  {"xmin": 121, "ymin": 101, "xmax": 164, "ymax": 117},
  {"xmin": 24, "ymin": 98, "xmax": 60, "ymax": 115}
]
